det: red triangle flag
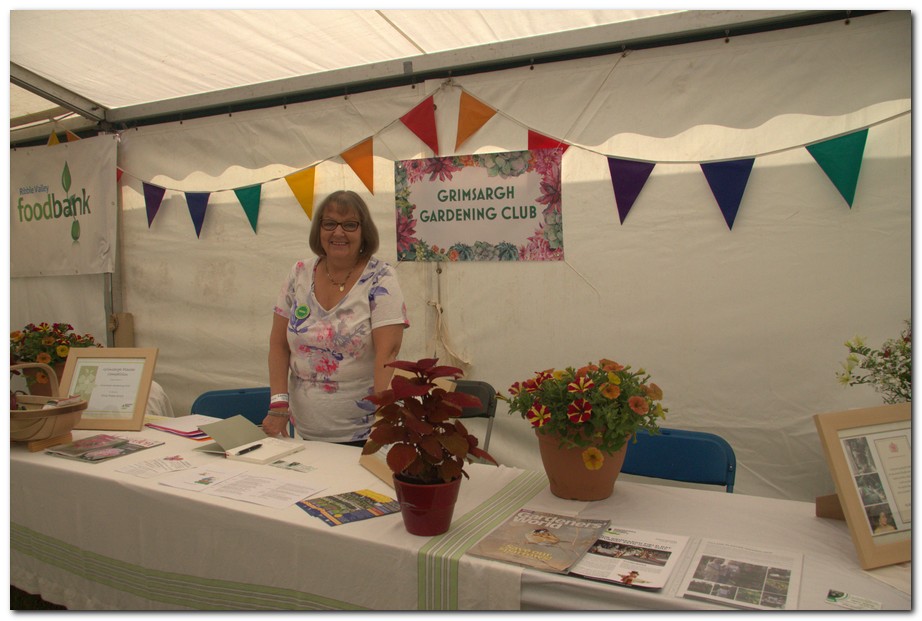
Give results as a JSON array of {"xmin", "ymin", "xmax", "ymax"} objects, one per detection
[
  {"xmin": 400, "ymin": 96, "xmax": 439, "ymax": 155},
  {"xmin": 528, "ymin": 130, "xmax": 569, "ymax": 154}
]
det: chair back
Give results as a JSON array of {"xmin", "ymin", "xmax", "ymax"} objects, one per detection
[
  {"xmin": 621, "ymin": 427, "xmax": 737, "ymax": 492},
  {"xmin": 191, "ymin": 387, "xmax": 271, "ymax": 427},
  {"xmin": 452, "ymin": 379, "xmax": 497, "ymax": 452}
]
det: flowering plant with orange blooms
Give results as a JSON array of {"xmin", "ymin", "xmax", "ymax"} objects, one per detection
[
  {"xmin": 11, "ymin": 322, "xmax": 101, "ymax": 373},
  {"xmin": 500, "ymin": 358, "xmax": 667, "ymax": 469}
]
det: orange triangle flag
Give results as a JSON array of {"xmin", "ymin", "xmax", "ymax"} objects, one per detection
[
  {"xmin": 456, "ymin": 91, "xmax": 497, "ymax": 150},
  {"xmin": 341, "ymin": 137, "xmax": 374, "ymax": 195},
  {"xmin": 285, "ymin": 167, "xmax": 317, "ymax": 220},
  {"xmin": 65, "ymin": 131, "xmax": 81, "ymax": 142},
  {"xmin": 47, "ymin": 132, "xmax": 60, "ymax": 146}
]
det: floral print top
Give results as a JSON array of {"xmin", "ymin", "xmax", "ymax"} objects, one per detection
[{"xmin": 274, "ymin": 255, "xmax": 409, "ymax": 442}]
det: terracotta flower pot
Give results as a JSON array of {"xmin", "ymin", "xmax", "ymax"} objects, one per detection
[
  {"xmin": 393, "ymin": 475, "xmax": 462, "ymax": 536},
  {"xmin": 536, "ymin": 430, "xmax": 628, "ymax": 501},
  {"xmin": 17, "ymin": 362, "xmax": 65, "ymax": 397}
]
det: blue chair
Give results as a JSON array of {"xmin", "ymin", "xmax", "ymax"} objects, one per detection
[
  {"xmin": 192, "ymin": 387, "xmax": 294, "ymax": 436},
  {"xmin": 621, "ymin": 427, "xmax": 737, "ymax": 492},
  {"xmin": 452, "ymin": 379, "xmax": 497, "ymax": 453}
]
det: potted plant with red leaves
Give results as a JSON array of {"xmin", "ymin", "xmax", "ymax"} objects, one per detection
[{"xmin": 362, "ymin": 357, "xmax": 497, "ymax": 536}]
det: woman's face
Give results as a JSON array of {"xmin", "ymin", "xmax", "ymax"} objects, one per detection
[{"xmin": 320, "ymin": 203, "xmax": 362, "ymax": 261}]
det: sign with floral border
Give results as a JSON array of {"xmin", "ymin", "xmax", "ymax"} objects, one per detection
[{"xmin": 394, "ymin": 149, "xmax": 563, "ymax": 261}]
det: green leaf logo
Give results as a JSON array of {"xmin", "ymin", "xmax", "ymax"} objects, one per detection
[{"xmin": 62, "ymin": 162, "xmax": 72, "ymax": 193}]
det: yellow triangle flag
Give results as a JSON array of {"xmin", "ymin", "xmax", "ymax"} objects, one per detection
[
  {"xmin": 456, "ymin": 91, "xmax": 497, "ymax": 150},
  {"xmin": 340, "ymin": 137, "xmax": 374, "ymax": 195},
  {"xmin": 285, "ymin": 167, "xmax": 317, "ymax": 220},
  {"xmin": 47, "ymin": 132, "xmax": 60, "ymax": 146}
]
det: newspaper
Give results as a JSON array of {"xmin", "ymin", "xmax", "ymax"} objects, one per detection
[
  {"xmin": 676, "ymin": 539, "xmax": 803, "ymax": 610},
  {"xmin": 568, "ymin": 526, "xmax": 689, "ymax": 590}
]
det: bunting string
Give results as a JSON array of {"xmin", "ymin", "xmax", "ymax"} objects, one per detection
[{"xmin": 108, "ymin": 78, "xmax": 910, "ymax": 236}]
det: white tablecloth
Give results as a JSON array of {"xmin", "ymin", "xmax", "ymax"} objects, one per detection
[
  {"xmin": 11, "ymin": 428, "xmax": 541, "ymax": 610},
  {"xmin": 10, "ymin": 426, "xmax": 910, "ymax": 610}
]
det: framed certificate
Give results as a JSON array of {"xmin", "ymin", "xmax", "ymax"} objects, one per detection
[
  {"xmin": 814, "ymin": 403, "xmax": 911, "ymax": 569},
  {"xmin": 59, "ymin": 347, "xmax": 159, "ymax": 431}
]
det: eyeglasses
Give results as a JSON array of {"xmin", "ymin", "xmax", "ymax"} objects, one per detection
[{"xmin": 321, "ymin": 219, "xmax": 361, "ymax": 232}]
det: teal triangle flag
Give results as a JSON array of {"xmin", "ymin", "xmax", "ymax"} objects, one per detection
[
  {"xmin": 234, "ymin": 184, "xmax": 262, "ymax": 233},
  {"xmin": 806, "ymin": 129, "xmax": 868, "ymax": 207}
]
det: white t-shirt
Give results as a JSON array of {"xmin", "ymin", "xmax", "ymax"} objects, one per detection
[{"xmin": 274, "ymin": 256, "xmax": 409, "ymax": 442}]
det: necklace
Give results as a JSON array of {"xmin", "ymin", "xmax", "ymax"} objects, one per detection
[{"xmin": 324, "ymin": 259, "xmax": 356, "ymax": 292}]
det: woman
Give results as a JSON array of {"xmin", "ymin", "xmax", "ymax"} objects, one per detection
[{"xmin": 264, "ymin": 190, "xmax": 408, "ymax": 445}]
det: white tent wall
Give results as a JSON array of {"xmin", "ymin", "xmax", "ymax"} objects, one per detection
[{"xmin": 103, "ymin": 11, "xmax": 909, "ymax": 502}]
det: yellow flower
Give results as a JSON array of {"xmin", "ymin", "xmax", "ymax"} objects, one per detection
[
  {"xmin": 552, "ymin": 369, "xmax": 567, "ymax": 380},
  {"xmin": 56, "ymin": 345, "xmax": 70, "ymax": 359},
  {"xmin": 42, "ymin": 336, "xmax": 56, "ymax": 346},
  {"xmin": 607, "ymin": 372, "xmax": 621, "ymax": 385},
  {"xmin": 10, "ymin": 331, "xmax": 23, "ymax": 343},
  {"xmin": 582, "ymin": 447, "xmax": 605, "ymax": 470},
  {"xmin": 36, "ymin": 352, "xmax": 52, "ymax": 364}
]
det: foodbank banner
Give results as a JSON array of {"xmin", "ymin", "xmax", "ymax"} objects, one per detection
[
  {"xmin": 394, "ymin": 149, "xmax": 563, "ymax": 261},
  {"xmin": 11, "ymin": 135, "xmax": 117, "ymax": 277}
]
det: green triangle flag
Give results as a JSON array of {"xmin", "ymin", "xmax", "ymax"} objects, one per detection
[
  {"xmin": 805, "ymin": 129, "xmax": 868, "ymax": 207},
  {"xmin": 234, "ymin": 184, "xmax": 262, "ymax": 233}
]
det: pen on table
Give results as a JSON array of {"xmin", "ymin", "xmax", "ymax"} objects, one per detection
[{"xmin": 235, "ymin": 443, "xmax": 262, "ymax": 456}]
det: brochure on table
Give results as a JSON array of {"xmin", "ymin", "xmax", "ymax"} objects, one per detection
[
  {"xmin": 195, "ymin": 415, "xmax": 304, "ymax": 464},
  {"xmin": 467, "ymin": 508, "xmax": 610, "ymax": 573},
  {"xmin": 676, "ymin": 539, "xmax": 803, "ymax": 611},
  {"xmin": 298, "ymin": 489, "xmax": 400, "ymax": 526},
  {"xmin": 569, "ymin": 526, "xmax": 690, "ymax": 590},
  {"xmin": 46, "ymin": 433, "xmax": 164, "ymax": 463}
]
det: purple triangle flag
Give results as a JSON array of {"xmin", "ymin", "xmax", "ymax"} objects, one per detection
[
  {"xmin": 185, "ymin": 192, "xmax": 211, "ymax": 238},
  {"xmin": 142, "ymin": 182, "xmax": 166, "ymax": 228},
  {"xmin": 607, "ymin": 158, "xmax": 656, "ymax": 224},
  {"xmin": 700, "ymin": 159, "xmax": 755, "ymax": 230}
]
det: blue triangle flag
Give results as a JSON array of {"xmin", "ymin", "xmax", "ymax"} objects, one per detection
[
  {"xmin": 185, "ymin": 192, "xmax": 211, "ymax": 238},
  {"xmin": 700, "ymin": 159, "xmax": 755, "ymax": 230}
]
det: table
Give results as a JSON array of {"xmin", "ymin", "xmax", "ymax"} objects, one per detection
[{"xmin": 10, "ymin": 427, "xmax": 910, "ymax": 610}]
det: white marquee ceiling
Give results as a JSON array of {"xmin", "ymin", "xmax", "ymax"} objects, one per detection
[{"xmin": 10, "ymin": 9, "xmax": 851, "ymax": 144}]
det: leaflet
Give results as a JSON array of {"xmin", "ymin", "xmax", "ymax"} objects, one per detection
[
  {"xmin": 569, "ymin": 526, "xmax": 689, "ymax": 590},
  {"xmin": 676, "ymin": 539, "xmax": 803, "ymax": 610}
]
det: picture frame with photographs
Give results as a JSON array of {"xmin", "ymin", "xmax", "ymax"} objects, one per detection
[
  {"xmin": 814, "ymin": 402, "xmax": 911, "ymax": 569},
  {"xmin": 59, "ymin": 347, "xmax": 159, "ymax": 431}
]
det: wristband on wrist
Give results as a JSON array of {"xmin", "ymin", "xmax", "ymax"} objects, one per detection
[
  {"xmin": 266, "ymin": 409, "xmax": 290, "ymax": 418},
  {"xmin": 269, "ymin": 393, "xmax": 290, "ymax": 409}
]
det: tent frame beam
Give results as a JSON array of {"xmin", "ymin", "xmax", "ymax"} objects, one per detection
[{"xmin": 10, "ymin": 9, "xmax": 880, "ymax": 148}]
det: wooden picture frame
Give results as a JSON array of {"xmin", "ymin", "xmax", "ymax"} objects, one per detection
[
  {"xmin": 814, "ymin": 402, "xmax": 911, "ymax": 569},
  {"xmin": 59, "ymin": 347, "xmax": 159, "ymax": 431}
]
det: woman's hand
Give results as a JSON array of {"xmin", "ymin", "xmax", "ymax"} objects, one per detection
[{"xmin": 262, "ymin": 411, "xmax": 290, "ymax": 437}]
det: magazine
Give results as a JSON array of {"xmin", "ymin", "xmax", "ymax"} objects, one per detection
[
  {"xmin": 297, "ymin": 489, "xmax": 400, "ymax": 526},
  {"xmin": 46, "ymin": 433, "xmax": 164, "ymax": 463},
  {"xmin": 466, "ymin": 508, "xmax": 610, "ymax": 573},
  {"xmin": 568, "ymin": 526, "xmax": 690, "ymax": 590},
  {"xmin": 676, "ymin": 539, "xmax": 803, "ymax": 610}
]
